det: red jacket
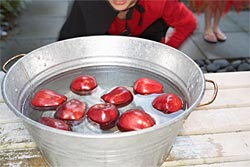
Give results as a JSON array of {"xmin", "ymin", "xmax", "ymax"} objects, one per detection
[{"xmin": 108, "ymin": 0, "xmax": 197, "ymax": 48}]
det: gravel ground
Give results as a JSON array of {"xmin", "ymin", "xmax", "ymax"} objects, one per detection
[{"xmin": 195, "ymin": 58, "xmax": 250, "ymax": 73}]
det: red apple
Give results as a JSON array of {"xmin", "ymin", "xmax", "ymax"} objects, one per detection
[
  {"xmin": 55, "ymin": 99, "xmax": 86, "ymax": 125},
  {"xmin": 70, "ymin": 75, "xmax": 97, "ymax": 95},
  {"xmin": 30, "ymin": 89, "xmax": 67, "ymax": 110},
  {"xmin": 101, "ymin": 86, "xmax": 133, "ymax": 107},
  {"xmin": 133, "ymin": 78, "xmax": 163, "ymax": 95},
  {"xmin": 38, "ymin": 117, "xmax": 71, "ymax": 131},
  {"xmin": 117, "ymin": 109, "xmax": 155, "ymax": 132},
  {"xmin": 152, "ymin": 93, "xmax": 183, "ymax": 113},
  {"xmin": 87, "ymin": 103, "xmax": 119, "ymax": 130}
]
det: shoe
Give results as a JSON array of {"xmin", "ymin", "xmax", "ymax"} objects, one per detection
[
  {"xmin": 214, "ymin": 31, "xmax": 227, "ymax": 42},
  {"xmin": 203, "ymin": 32, "xmax": 217, "ymax": 43}
]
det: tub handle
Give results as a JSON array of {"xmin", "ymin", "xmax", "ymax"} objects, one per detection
[
  {"xmin": 2, "ymin": 54, "xmax": 26, "ymax": 73},
  {"xmin": 198, "ymin": 79, "xmax": 218, "ymax": 107}
]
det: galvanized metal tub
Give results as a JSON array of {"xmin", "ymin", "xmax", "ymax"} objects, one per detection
[{"xmin": 2, "ymin": 36, "xmax": 206, "ymax": 167}]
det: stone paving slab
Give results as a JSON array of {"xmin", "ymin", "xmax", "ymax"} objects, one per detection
[
  {"xmin": 7, "ymin": 17, "xmax": 64, "ymax": 39},
  {"xmin": 192, "ymin": 32, "xmax": 250, "ymax": 59},
  {"xmin": 22, "ymin": 0, "xmax": 69, "ymax": 17},
  {"xmin": 227, "ymin": 11, "xmax": 250, "ymax": 33},
  {"xmin": 192, "ymin": 11, "xmax": 250, "ymax": 60},
  {"xmin": 179, "ymin": 38, "xmax": 206, "ymax": 60}
]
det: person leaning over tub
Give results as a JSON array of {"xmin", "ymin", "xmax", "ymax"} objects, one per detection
[{"xmin": 58, "ymin": 0, "xmax": 197, "ymax": 49}]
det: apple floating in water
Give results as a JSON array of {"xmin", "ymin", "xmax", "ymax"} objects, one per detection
[
  {"xmin": 55, "ymin": 99, "xmax": 87, "ymax": 126},
  {"xmin": 101, "ymin": 86, "xmax": 133, "ymax": 107},
  {"xmin": 152, "ymin": 93, "xmax": 183, "ymax": 114},
  {"xmin": 30, "ymin": 89, "xmax": 67, "ymax": 110},
  {"xmin": 133, "ymin": 78, "xmax": 163, "ymax": 95},
  {"xmin": 87, "ymin": 103, "xmax": 119, "ymax": 130},
  {"xmin": 117, "ymin": 109, "xmax": 155, "ymax": 132},
  {"xmin": 38, "ymin": 117, "xmax": 71, "ymax": 131},
  {"xmin": 70, "ymin": 75, "xmax": 97, "ymax": 95}
]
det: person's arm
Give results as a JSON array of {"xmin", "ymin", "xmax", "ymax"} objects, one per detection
[{"xmin": 162, "ymin": 1, "xmax": 197, "ymax": 48}]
